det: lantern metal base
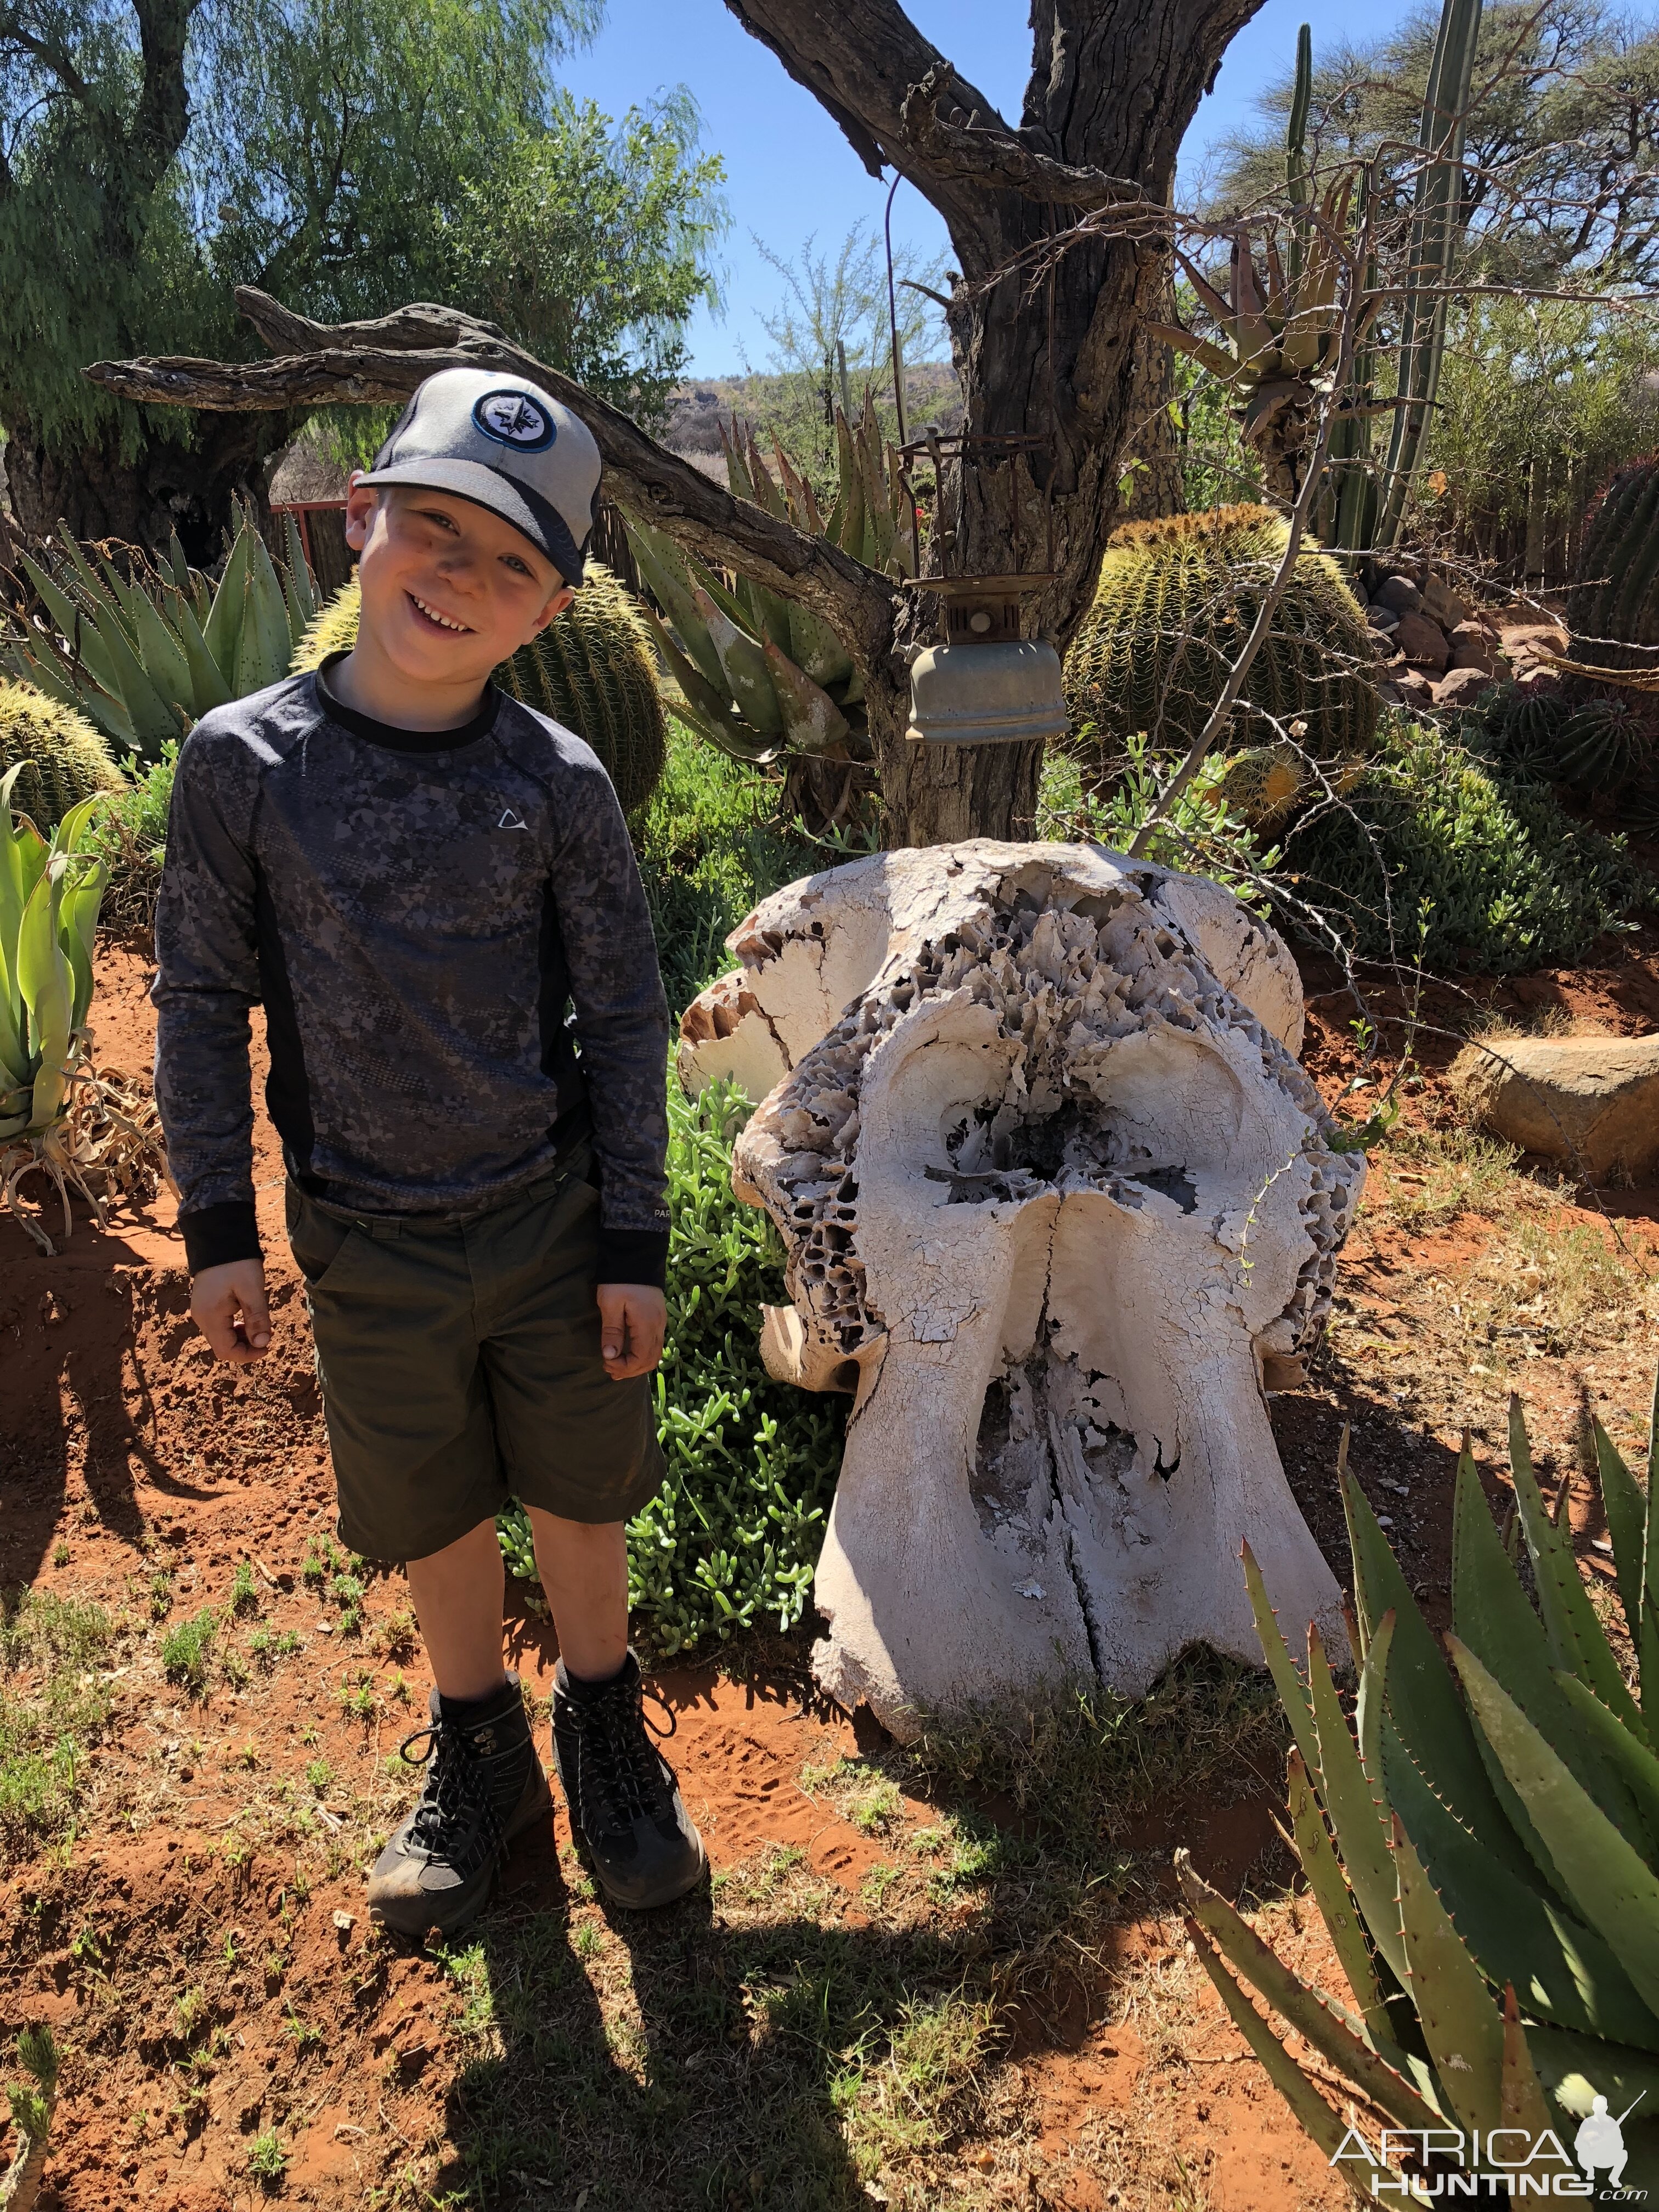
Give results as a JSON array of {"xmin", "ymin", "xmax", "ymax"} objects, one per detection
[{"xmin": 904, "ymin": 639, "xmax": 1070, "ymax": 747}]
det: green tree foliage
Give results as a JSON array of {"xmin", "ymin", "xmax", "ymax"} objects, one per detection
[
  {"xmin": 0, "ymin": 0, "xmax": 723, "ymax": 540},
  {"xmin": 1422, "ymin": 294, "xmax": 1659, "ymax": 558},
  {"xmin": 1206, "ymin": 0, "xmax": 1659, "ymax": 287}
]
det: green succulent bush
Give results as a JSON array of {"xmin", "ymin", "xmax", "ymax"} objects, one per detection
[
  {"xmin": 1284, "ymin": 713, "xmax": 1650, "ymax": 972},
  {"xmin": 498, "ymin": 1074, "xmax": 845, "ymax": 1654},
  {"xmin": 1062, "ymin": 507, "xmax": 1379, "ymax": 802},
  {"xmin": 292, "ymin": 564, "xmax": 668, "ymax": 816},
  {"xmin": 1182, "ymin": 1384, "xmax": 1659, "ymax": 2194}
]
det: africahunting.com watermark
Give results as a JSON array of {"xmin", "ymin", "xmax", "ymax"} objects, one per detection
[{"xmin": 1333, "ymin": 2102, "xmax": 1647, "ymax": 2199}]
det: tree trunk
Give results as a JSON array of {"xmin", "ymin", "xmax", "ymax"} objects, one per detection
[
  {"xmin": 722, "ymin": 0, "xmax": 1261, "ymax": 843},
  {"xmin": 4, "ymin": 412, "xmax": 289, "ymax": 562},
  {"xmin": 1119, "ymin": 261, "xmax": 1187, "ymax": 524}
]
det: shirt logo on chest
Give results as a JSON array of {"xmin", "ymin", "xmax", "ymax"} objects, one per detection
[{"xmin": 498, "ymin": 808, "xmax": 529, "ymax": 831}]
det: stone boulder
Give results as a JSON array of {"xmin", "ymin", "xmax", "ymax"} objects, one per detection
[
  {"xmin": 1452, "ymin": 1033, "xmax": 1659, "ymax": 1180},
  {"xmin": 1395, "ymin": 611, "xmax": 1451, "ymax": 671},
  {"xmin": 1434, "ymin": 665, "xmax": 1499, "ymax": 709},
  {"xmin": 1448, "ymin": 620, "xmax": 1498, "ymax": 674}
]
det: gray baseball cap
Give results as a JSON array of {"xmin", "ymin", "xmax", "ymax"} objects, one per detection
[{"xmin": 360, "ymin": 366, "xmax": 601, "ymax": 587}]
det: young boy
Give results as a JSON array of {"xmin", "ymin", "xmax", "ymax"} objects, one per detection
[{"xmin": 153, "ymin": 367, "xmax": 705, "ymax": 1936}]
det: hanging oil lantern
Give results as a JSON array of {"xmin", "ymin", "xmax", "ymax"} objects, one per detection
[{"xmin": 896, "ymin": 429, "xmax": 1069, "ymax": 748}]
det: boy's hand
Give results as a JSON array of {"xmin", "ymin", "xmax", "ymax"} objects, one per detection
[
  {"xmin": 596, "ymin": 1284, "xmax": 666, "ymax": 1379},
  {"xmin": 191, "ymin": 1260, "xmax": 272, "ymax": 1363}
]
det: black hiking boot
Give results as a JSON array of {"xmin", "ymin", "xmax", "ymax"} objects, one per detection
[
  {"xmin": 367, "ymin": 1672, "xmax": 551, "ymax": 1938},
  {"xmin": 551, "ymin": 1651, "xmax": 707, "ymax": 1909}
]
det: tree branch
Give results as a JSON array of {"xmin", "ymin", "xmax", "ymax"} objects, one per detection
[
  {"xmin": 899, "ymin": 62, "xmax": 1155, "ymax": 213},
  {"xmin": 131, "ymin": 0, "xmax": 200, "ymax": 188},
  {"xmin": 720, "ymin": 0, "xmax": 1008, "ymax": 241},
  {"xmin": 84, "ymin": 290, "xmax": 896, "ymax": 662}
]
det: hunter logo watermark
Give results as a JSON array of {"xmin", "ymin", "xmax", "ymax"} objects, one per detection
[
  {"xmin": 472, "ymin": 390, "xmax": 556, "ymax": 450},
  {"xmin": 1332, "ymin": 2100, "xmax": 1646, "ymax": 2200}
]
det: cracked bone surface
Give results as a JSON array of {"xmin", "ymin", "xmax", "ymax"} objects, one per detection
[{"xmin": 679, "ymin": 842, "xmax": 1357, "ymax": 1739}]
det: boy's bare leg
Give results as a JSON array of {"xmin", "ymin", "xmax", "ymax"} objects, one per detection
[
  {"xmin": 524, "ymin": 1509, "xmax": 629, "ymax": 1680},
  {"xmin": 404, "ymin": 1520, "xmax": 511, "ymax": 1702}
]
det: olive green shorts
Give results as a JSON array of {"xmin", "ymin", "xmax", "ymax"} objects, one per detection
[{"xmin": 285, "ymin": 1155, "xmax": 665, "ymax": 1564}]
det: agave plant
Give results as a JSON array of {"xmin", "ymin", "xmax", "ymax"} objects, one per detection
[
  {"xmin": 9, "ymin": 506, "xmax": 318, "ymax": 759},
  {"xmin": 1180, "ymin": 1383, "xmax": 1659, "ymax": 2196},
  {"xmin": 0, "ymin": 767, "xmax": 160, "ymax": 1250},
  {"xmin": 624, "ymin": 403, "xmax": 914, "ymax": 766}
]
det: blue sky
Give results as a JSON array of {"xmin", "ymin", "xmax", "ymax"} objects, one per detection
[{"xmin": 559, "ymin": 0, "xmax": 1426, "ymax": 377}]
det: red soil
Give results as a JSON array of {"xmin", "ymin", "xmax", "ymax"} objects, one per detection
[{"xmin": 2, "ymin": 926, "xmax": 1653, "ymax": 2209}]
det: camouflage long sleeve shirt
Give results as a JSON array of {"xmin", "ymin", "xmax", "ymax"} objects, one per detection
[{"xmin": 152, "ymin": 664, "xmax": 672, "ymax": 1285}]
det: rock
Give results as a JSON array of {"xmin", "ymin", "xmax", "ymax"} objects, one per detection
[
  {"xmin": 1503, "ymin": 623, "xmax": 1569, "ymax": 668},
  {"xmin": 1451, "ymin": 1033, "xmax": 1659, "ymax": 1180},
  {"xmin": 1420, "ymin": 572, "xmax": 1470, "ymax": 629},
  {"xmin": 1448, "ymin": 620, "xmax": 1497, "ymax": 674},
  {"xmin": 1375, "ymin": 574, "xmax": 1423, "ymax": 617},
  {"xmin": 1392, "ymin": 668, "xmax": 1437, "ymax": 710},
  {"xmin": 1393, "ymin": 611, "xmax": 1451, "ymax": 671},
  {"xmin": 1434, "ymin": 665, "xmax": 1498, "ymax": 708}
]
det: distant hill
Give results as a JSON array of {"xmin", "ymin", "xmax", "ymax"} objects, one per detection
[{"xmin": 663, "ymin": 364, "xmax": 962, "ymax": 481}]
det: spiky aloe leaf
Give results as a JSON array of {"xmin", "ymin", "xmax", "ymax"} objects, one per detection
[
  {"xmin": 1307, "ymin": 1619, "xmax": 1408, "ymax": 1985},
  {"xmin": 126, "ymin": 584, "xmax": 193, "ymax": 712},
  {"xmin": 201, "ymin": 524, "xmax": 252, "ymax": 688},
  {"xmin": 1379, "ymin": 1707, "xmax": 1659, "ymax": 2049},
  {"xmin": 1451, "ymin": 1636, "xmax": 1659, "ymax": 2022},
  {"xmin": 691, "ymin": 589, "xmax": 783, "ymax": 739},
  {"xmin": 1391, "ymin": 1813, "xmax": 1506, "ymax": 2136},
  {"xmin": 623, "ymin": 524, "xmax": 727, "ymax": 699},
  {"xmin": 1508, "ymin": 1395, "xmax": 1647, "ymax": 1745},
  {"xmin": 1179, "ymin": 1896, "xmax": 1395, "ymax": 2188},
  {"xmin": 1499, "ymin": 1983, "xmax": 1557, "ymax": 2142},
  {"xmin": 165, "ymin": 590, "xmax": 234, "ymax": 715},
  {"xmin": 1178, "ymin": 1850, "xmax": 1442, "ymax": 2131},
  {"xmin": 1527, "ymin": 2024, "xmax": 1659, "ymax": 2123},
  {"xmin": 17, "ymin": 865, "xmax": 73, "ymax": 1130},
  {"xmin": 1286, "ymin": 1746, "xmax": 1394, "ymax": 2047},
  {"xmin": 761, "ymin": 641, "xmax": 851, "ymax": 757},
  {"xmin": 1595, "ymin": 1415, "xmax": 1647, "ymax": 1647},
  {"xmin": 1242, "ymin": 1539, "xmax": 1319, "ymax": 1773},
  {"xmin": 1452, "ymin": 1449, "xmax": 1642, "ymax": 1872},
  {"xmin": 1642, "ymin": 1369, "xmax": 1659, "ymax": 1722},
  {"xmin": 1553, "ymin": 1672, "xmax": 1659, "ymax": 1866},
  {"xmin": 785, "ymin": 600, "xmax": 855, "ymax": 693},
  {"xmin": 1345, "ymin": 1465, "xmax": 1531, "ymax": 1866},
  {"xmin": 237, "ymin": 531, "xmax": 297, "ymax": 695}
]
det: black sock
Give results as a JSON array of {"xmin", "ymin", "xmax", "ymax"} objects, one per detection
[
  {"xmin": 437, "ymin": 1675, "xmax": 516, "ymax": 1728},
  {"xmin": 561, "ymin": 1653, "xmax": 633, "ymax": 1699}
]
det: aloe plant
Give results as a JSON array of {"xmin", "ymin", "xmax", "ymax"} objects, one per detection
[
  {"xmin": 1155, "ymin": 0, "xmax": 1482, "ymax": 548},
  {"xmin": 1181, "ymin": 1380, "xmax": 1659, "ymax": 2195},
  {"xmin": 8, "ymin": 506, "xmax": 318, "ymax": 759},
  {"xmin": 624, "ymin": 403, "xmax": 913, "ymax": 766},
  {"xmin": 0, "ymin": 765, "xmax": 156, "ymax": 1250}
]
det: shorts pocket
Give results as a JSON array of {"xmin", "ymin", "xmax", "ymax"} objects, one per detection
[{"xmin": 284, "ymin": 1185, "xmax": 357, "ymax": 1290}]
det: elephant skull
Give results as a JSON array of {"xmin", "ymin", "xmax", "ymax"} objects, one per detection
[{"xmin": 680, "ymin": 841, "xmax": 1357, "ymax": 1739}]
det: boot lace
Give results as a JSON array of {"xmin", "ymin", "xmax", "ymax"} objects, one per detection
[
  {"xmin": 397, "ymin": 1720, "xmax": 503, "ymax": 1865},
  {"xmin": 569, "ymin": 1677, "xmax": 678, "ymax": 1833}
]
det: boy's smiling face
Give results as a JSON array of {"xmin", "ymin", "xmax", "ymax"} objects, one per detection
[{"xmin": 345, "ymin": 478, "xmax": 574, "ymax": 691}]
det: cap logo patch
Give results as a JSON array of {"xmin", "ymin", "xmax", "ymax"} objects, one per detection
[{"xmin": 472, "ymin": 390, "xmax": 555, "ymax": 451}]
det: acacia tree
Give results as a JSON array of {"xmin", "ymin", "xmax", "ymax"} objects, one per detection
[{"xmin": 94, "ymin": 0, "xmax": 1266, "ymax": 845}]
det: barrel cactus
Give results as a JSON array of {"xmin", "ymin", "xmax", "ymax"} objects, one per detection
[
  {"xmin": 1566, "ymin": 453, "xmax": 1659, "ymax": 670},
  {"xmin": 1063, "ymin": 507, "xmax": 1379, "ymax": 804},
  {"xmin": 0, "ymin": 683, "xmax": 124, "ymax": 831},
  {"xmin": 292, "ymin": 565, "xmax": 667, "ymax": 815}
]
